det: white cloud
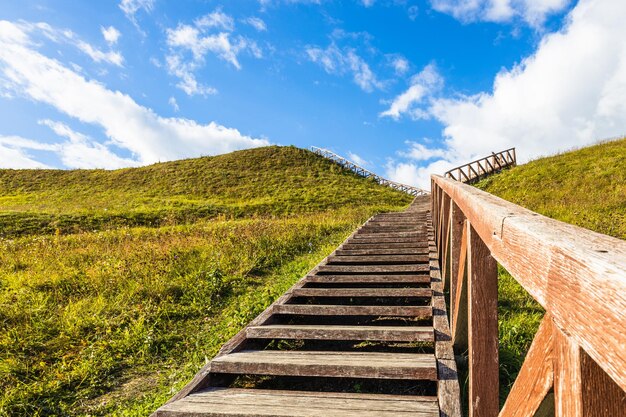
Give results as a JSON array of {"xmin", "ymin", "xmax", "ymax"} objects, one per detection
[
  {"xmin": 0, "ymin": 20, "xmax": 269, "ymax": 168},
  {"xmin": 347, "ymin": 151, "xmax": 369, "ymax": 166},
  {"xmin": 306, "ymin": 43, "xmax": 383, "ymax": 92},
  {"xmin": 430, "ymin": 0, "xmax": 571, "ymax": 27},
  {"xmin": 119, "ymin": 0, "xmax": 154, "ymax": 25},
  {"xmin": 361, "ymin": 0, "xmax": 375, "ymax": 7},
  {"xmin": 39, "ymin": 119, "xmax": 140, "ymax": 169},
  {"xmin": 380, "ymin": 63, "xmax": 443, "ymax": 119},
  {"xmin": 76, "ymin": 40, "xmax": 124, "ymax": 66},
  {"xmin": 401, "ymin": 141, "xmax": 448, "ymax": 161},
  {"xmin": 243, "ymin": 17, "xmax": 267, "ymax": 32},
  {"xmin": 14, "ymin": 22, "xmax": 124, "ymax": 67},
  {"xmin": 385, "ymin": 159, "xmax": 454, "ymax": 191},
  {"xmin": 101, "ymin": 26, "xmax": 121, "ymax": 45},
  {"xmin": 165, "ymin": 10, "xmax": 263, "ymax": 96},
  {"xmin": 389, "ymin": 55, "xmax": 409, "ymax": 75},
  {"xmin": 168, "ymin": 96, "xmax": 179, "ymax": 112},
  {"xmin": 408, "ymin": 5, "xmax": 419, "ymax": 20},
  {"xmin": 386, "ymin": 0, "xmax": 626, "ymax": 190},
  {"xmin": 195, "ymin": 9, "xmax": 235, "ymax": 32},
  {"xmin": 165, "ymin": 54, "xmax": 218, "ymax": 96},
  {"xmin": 0, "ymin": 136, "xmax": 53, "ymax": 168}
]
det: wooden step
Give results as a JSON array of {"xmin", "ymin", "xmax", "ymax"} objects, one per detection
[
  {"xmin": 155, "ymin": 388, "xmax": 439, "ymax": 417},
  {"xmin": 291, "ymin": 288, "xmax": 431, "ymax": 298},
  {"xmin": 353, "ymin": 229, "xmax": 427, "ymax": 239},
  {"xmin": 349, "ymin": 237, "xmax": 420, "ymax": 244},
  {"xmin": 341, "ymin": 242, "xmax": 429, "ymax": 250},
  {"xmin": 274, "ymin": 304, "xmax": 432, "ymax": 318},
  {"xmin": 247, "ymin": 324, "xmax": 434, "ymax": 342},
  {"xmin": 305, "ymin": 274, "xmax": 430, "ymax": 284},
  {"xmin": 317, "ymin": 265, "xmax": 430, "ymax": 274},
  {"xmin": 327, "ymin": 255, "xmax": 429, "ymax": 264},
  {"xmin": 210, "ymin": 350, "xmax": 437, "ymax": 380},
  {"xmin": 336, "ymin": 248, "xmax": 429, "ymax": 256}
]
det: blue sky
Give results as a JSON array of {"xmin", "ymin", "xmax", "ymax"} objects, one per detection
[{"xmin": 1, "ymin": 0, "xmax": 624, "ymax": 189}]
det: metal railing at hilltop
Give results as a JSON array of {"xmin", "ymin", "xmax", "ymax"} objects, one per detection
[
  {"xmin": 445, "ymin": 147, "xmax": 516, "ymax": 183},
  {"xmin": 310, "ymin": 146, "xmax": 429, "ymax": 197}
]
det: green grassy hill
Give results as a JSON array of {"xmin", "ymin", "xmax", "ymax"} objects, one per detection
[
  {"xmin": 474, "ymin": 137, "xmax": 626, "ymax": 404},
  {"xmin": 0, "ymin": 145, "xmax": 410, "ymax": 237},
  {"xmin": 0, "ymin": 146, "xmax": 412, "ymax": 416}
]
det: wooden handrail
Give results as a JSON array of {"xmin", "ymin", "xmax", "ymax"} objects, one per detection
[
  {"xmin": 310, "ymin": 146, "xmax": 429, "ymax": 196},
  {"xmin": 445, "ymin": 148, "xmax": 516, "ymax": 183},
  {"xmin": 431, "ymin": 174, "xmax": 626, "ymax": 416}
]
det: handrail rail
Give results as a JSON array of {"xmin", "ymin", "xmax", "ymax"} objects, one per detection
[
  {"xmin": 310, "ymin": 146, "xmax": 429, "ymax": 196},
  {"xmin": 431, "ymin": 174, "xmax": 626, "ymax": 416},
  {"xmin": 444, "ymin": 147, "xmax": 516, "ymax": 183}
]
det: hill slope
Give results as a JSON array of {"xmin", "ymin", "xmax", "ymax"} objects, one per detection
[
  {"xmin": 474, "ymin": 137, "xmax": 625, "ymax": 404},
  {"xmin": 0, "ymin": 146, "xmax": 411, "ymax": 236},
  {"xmin": 0, "ymin": 146, "xmax": 412, "ymax": 416}
]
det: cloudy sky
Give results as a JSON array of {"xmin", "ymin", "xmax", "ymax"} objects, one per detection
[{"xmin": 0, "ymin": 0, "xmax": 624, "ymax": 189}]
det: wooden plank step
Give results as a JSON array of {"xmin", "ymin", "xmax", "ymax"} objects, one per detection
[
  {"xmin": 274, "ymin": 304, "xmax": 432, "ymax": 318},
  {"xmin": 336, "ymin": 248, "xmax": 429, "ymax": 256},
  {"xmin": 327, "ymin": 254, "xmax": 429, "ymax": 264},
  {"xmin": 353, "ymin": 232, "xmax": 426, "ymax": 239},
  {"xmin": 210, "ymin": 350, "xmax": 438, "ymax": 380},
  {"xmin": 317, "ymin": 265, "xmax": 430, "ymax": 274},
  {"xmin": 155, "ymin": 388, "xmax": 439, "ymax": 417},
  {"xmin": 291, "ymin": 288, "xmax": 431, "ymax": 298},
  {"xmin": 305, "ymin": 274, "xmax": 430, "ymax": 284},
  {"xmin": 341, "ymin": 242, "xmax": 429, "ymax": 250},
  {"xmin": 348, "ymin": 237, "xmax": 421, "ymax": 244},
  {"xmin": 246, "ymin": 324, "xmax": 434, "ymax": 342}
]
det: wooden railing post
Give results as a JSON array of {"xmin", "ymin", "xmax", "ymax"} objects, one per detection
[
  {"xmin": 468, "ymin": 223, "xmax": 499, "ymax": 417},
  {"xmin": 554, "ymin": 326, "xmax": 583, "ymax": 416},
  {"xmin": 452, "ymin": 220, "xmax": 468, "ymax": 350},
  {"xmin": 449, "ymin": 202, "xmax": 465, "ymax": 332}
]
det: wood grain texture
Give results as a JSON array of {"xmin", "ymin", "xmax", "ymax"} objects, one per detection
[
  {"xmin": 580, "ymin": 349, "xmax": 626, "ymax": 417},
  {"xmin": 291, "ymin": 287, "xmax": 431, "ymax": 298},
  {"xmin": 211, "ymin": 350, "xmax": 438, "ymax": 380},
  {"xmin": 428, "ymin": 218, "xmax": 462, "ymax": 417},
  {"xmin": 246, "ymin": 324, "xmax": 434, "ymax": 342},
  {"xmin": 155, "ymin": 388, "xmax": 439, "ymax": 417},
  {"xmin": 274, "ymin": 304, "xmax": 432, "ymax": 317},
  {"xmin": 449, "ymin": 202, "xmax": 465, "ymax": 324},
  {"xmin": 499, "ymin": 316, "xmax": 554, "ymax": 417},
  {"xmin": 432, "ymin": 175, "xmax": 626, "ymax": 391},
  {"xmin": 304, "ymin": 274, "xmax": 430, "ymax": 284},
  {"xmin": 451, "ymin": 221, "xmax": 468, "ymax": 351},
  {"xmin": 554, "ymin": 325, "xmax": 582, "ymax": 417},
  {"xmin": 467, "ymin": 223, "xmax": 499, "ymax": 417}
]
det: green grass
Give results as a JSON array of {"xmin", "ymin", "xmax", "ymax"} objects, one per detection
[
  {"xmin": 0, "ymin": 146, "xmax": 412, "ymax": 416},
  {"xmin": 474, "ymin": 137, "xmax": 626, "ymax": 405},
  {"xmin": 0, "ymin": 146, "xmax": 410, "ymax": 237}
]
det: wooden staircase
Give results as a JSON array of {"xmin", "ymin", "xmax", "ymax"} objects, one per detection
[{"xmin": 154, "ymin": 196, "xmax": 460, "ymax": 416}]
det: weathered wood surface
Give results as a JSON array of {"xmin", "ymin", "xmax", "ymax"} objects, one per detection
[
  {"xmin": 316, "ymin": 264, "xmax": 430, "ymax": 274},
  {"xmin": 451, "ymin": 220, "xmax": 467, "ymax": 350},
  {"xmin": 499, "ymin": 317, "xmax": 554, "ymax": 417},
  {"xmin": 428, "ymin": 230, "xmax": 462, "ymax": 417},
  {"xmin": 274, "ymin": 304, "xmax": 432, "ymax": 318},
  {"xmin": 336, "ymin": 248, "xmax": 430, "ymax": 256},
  {"xmin": 155, "ymin": 388, "xmax": 439, "ymax": 417},
  {"xmin": 327, "ymin": 254, "xmax": 430, "ymax": 264},
  {"xmin": 467, "ymin": 223, "xmax": 499, "ymax": 417},
  {"xmin": 304, "ymin": 274, "xmax": 430, "ymax": 284},
  {"xmin": 211, "ymin": 350, "xmax": 438, "ymax": 380},
  {"xmin": 246, "ymin": 325, "xmax": 434, "ymax": 342},
  {"xmin": 341, "ymin": 242, "xmax": 429, "ymax": 249},
  {"xmin": 433, "ymin": 174, "xmax": 626, "ymax": 392},
  {"xmin": 291, "ymin": 287, "xmax": 431, "ymax": 298}
]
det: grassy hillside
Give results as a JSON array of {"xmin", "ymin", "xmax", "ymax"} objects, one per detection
[
  {"xmin": 474, "ymin": 137, "xmax": 626, "ymax": 404},
  {"xmin": 0, "ymin": 146, "xmax": 412, "ymax": 416},
  {"xmin": 0, "ymin": 145, "xmax": 410, "ymax": 237}
]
